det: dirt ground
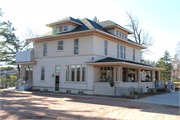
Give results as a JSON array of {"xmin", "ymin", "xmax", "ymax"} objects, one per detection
[{"xmin": 0, "ymin": 91, "xmax": 180, "ymax": 120}]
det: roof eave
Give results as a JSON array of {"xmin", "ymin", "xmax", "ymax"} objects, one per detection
[{"xmin": 46, "ymin": 20, "xmax": 83, "ymax": 27}]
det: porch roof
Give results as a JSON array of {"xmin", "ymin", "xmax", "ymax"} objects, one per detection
[{"xmin": 86, "ymin": 57, "xmax": 164, "ymax": 71}]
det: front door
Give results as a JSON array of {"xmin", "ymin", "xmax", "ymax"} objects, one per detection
[{"xmin": 55, "ymin": 75, "xmax": 60, "ymax": 91}]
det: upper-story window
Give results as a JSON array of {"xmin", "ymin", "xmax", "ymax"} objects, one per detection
[
  {"xmin": 133, "ymin": 49, "xmax": 135, "ymax": 61},
  {"xmin": 59, "ymin": 27, "xmax": 63, "ymax": 32},
  {"xmin": 74, "ymin": 39, "xmax": 79, "ymax": 54},
  {"xmin": 116, "ymin": 30, "xmax": 118, "ymax": 36},
  {"xmin": 117, "ymin": 44, "xmax": 126, "ymax": 59},
  {"xmin": 43, "ymin": 43, "xmax": 47, "ymax": 57},
  {"xmin": 64, "ymin": 26, "xmax": 68, "ymax": 31},
  {"xmin": 125, "ymin": 34, "xmax": 127, "ymax": 39},
  {"xmin": 122, "ymin": 33, "xmax": 124, "ymax": 38},
  {"xmin": 119, "ymin": 31, "xmax": 121, "ymax": 37},
  {"xmin": 55, "ymin": 65, "xmax": 60, "ymax": 73},
  {"xmin": 104, "ymin": 40, "xmax": 107, "ymax": 56},
  {"xmin": 58, "ymin": 41, "xmax": 63, "ymax": 51}
]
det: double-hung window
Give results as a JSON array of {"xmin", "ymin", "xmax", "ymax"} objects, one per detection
[
  {"xmin": 133, "ymin": 49, "xmax": 135, "ymax": 61},
  {"xmin": 120, "ymin": 45, "xmax": 123, "ymax": 59},
  {"xmin": 119, "ymin": 32, "xmax": 121, "ymax": 37},
  {"xmin": 71, "ymin": 65, "xmax": 75, "ymax": 81},
  {"xmin": 64, "ymin": 26, "xmax": 68, "ymax": 31},
  {"xmin": 55, "ymin": 65, "xmax": 60, "ymax": 73},
  {"xmin": 125, "ymin": 34, "xmax": 127, "ymax": 39},
  {"xmin": 43, "ymin": 43, "xmax": 47, "ymax": 57},
  {"xmin": 74, "ymin": 39, "xmax": 79, "ymax": 55},
  {"xmin": 82, "ymin": 65, "xmax": 86, "ymax": 82},
  {"xmin": 122, "ymin": 33, "xmax": 124, "ymax": 38},
  {"xmin": 41, "ymin": 66, "xmax": 45, "ymax": 80},
  {"xmin": 117, "ymin": 44, "xmax": 119, "ymax": 58},
  {"xmin": 59, "ymin": 27, "xmax": 63, "ymax": 32},
  {"xmin": 76, "ymin": 65, "xmax": 80, "ymax": 82},
  {"xmin": 58, "ymin": 41, "xmax": 63, "ymax": 50},
  {"xmin": 104, "ymin": 40, "xmax": 107, "ymax": 56},
  {"xmin": 66, "ymin": 66, "xmax": 70, "ymax": 81}
]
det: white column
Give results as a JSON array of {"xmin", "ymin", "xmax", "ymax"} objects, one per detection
[
  {"xmin": 151, "ymin": 70, "xmax": 154, "ymax": 87},
  {"xmin": 113, "ymin": 67, "xmax": 117, "ymax": 82},
  {"xmin": 138, "ymin": 69, "xmax": 141, "ymax": 82},
  {"xmin": 119, "ymin": 67, "xmax": 122, "ymax": 82},
  {"xmin": 117, "ymin": 66, "xmax": 120, "ymax": 81}
]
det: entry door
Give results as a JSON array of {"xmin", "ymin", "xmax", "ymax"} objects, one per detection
[
  {"xmin": 55, "ymin": 75, "xmax": 60, "ymax": 91},
  {"xmin": 25, "ymin": 67, "xmax": 33, "ymax": 81}
]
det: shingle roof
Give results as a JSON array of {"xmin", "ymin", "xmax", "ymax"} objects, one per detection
[{"xmin": 91, "ymin": 57, "xmax": 156, "ymax": 67}]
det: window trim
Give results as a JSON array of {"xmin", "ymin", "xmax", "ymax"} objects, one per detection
[
  {"xmin": 117, "ymin": 44, "xmax": 126, "ymax": 59},
  {"xmin": 43, "ymin": 42, "xmax": 47, "ymax": 57},
  {"xmin": 74, "ymin": 38, "xmax": 79, "ymax": 55},
  {"xmin": 133, "ymin": 49, "xmax": 135, "ymax": 61},
  {"xmin": 40, "ymin": 66, "xmax": 45, "ymax": 81},
  {"xmin": 57, "ymin": 40, "xmax": 64, "ymax": 51},
  {"xmin": 104, "ymin": 40, "xmax": 108, "ymax": 56}
]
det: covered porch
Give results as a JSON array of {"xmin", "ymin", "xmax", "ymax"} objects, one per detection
[{"xmin": 86, "ymin": 57, "xmax": 164, "ymax": 96}]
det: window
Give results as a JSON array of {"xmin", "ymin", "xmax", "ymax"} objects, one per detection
[
  {"xmin": 58, "ymin": 41, "xmax": 63, "ymax": 50},
  {"xmin": 116, "ymin": 30, "xmax": 118, "ymax": 36},
  {"xmin": 59, "ymin": 27, "xmax": 63, "ymax": 32},
  {"xmin": 82, "ymin": 65, "xmax": 86, "ymax": 82},
  {"xmin": 120, "ymin": 45, "xmax": 123, "ymax": 59},
  {"xmin": 125, "ymin": 34, "xmax": 127, "ymax": 39},
  {"xmin": 119, "ymin": 31, "xmax": 121, "ymax": 37},
  {"xmin": 133, "ymin": 49, "xmax": 135, "ymax": 61},
  {"xmin": 76, "ymin": 65, "xmax": 80, "ymax": 82},
  {"xmin": 104, "ymin": 40, "xmax": 107, "ymax": 56},
  {"xmin": 41, "ymin": 66, "xmax": 45, "ymax": 80},
  {"xmin": 124, "ymin": 46, "xmax": 126, "ymax": 59},
  {"xmin": 74, "ymin": 39, "xmax": 78, "ymax": 54},
  {"xmin": 55, "ymin": 65, "xmax": 60, "ymax": 73},
  {"xmin": 43, "ymin": 43, "xmax": 47, "ymax": 57},
  {"xmin": 71, "ymin": 65, "xmax": 75, "ymax": 81},
  {"xmin": 66, "ymin": 66, "xmax": 70, "ymax": 81},
  {"xmin": 54, "ymin": 28, "xmax": 58, "ymax": 33},
  {"xmin": 117, "ymin": 44, "xmax": 119, "ymax": 58},
  {"xmin": 64, "ymin": 26, "xmax": 68, "ymax": 31},
  {"xmin": 122, "ymin": 33, "xmax": 124, "ymax": 38}
]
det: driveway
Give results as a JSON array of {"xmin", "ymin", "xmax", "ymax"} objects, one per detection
[
  {"xmin": 131, "ymin": 91, "xmax": 180, "ymax": 106},
  {"xmin": 0, "ymin": 91, "xmax": 180, "ymax": 120}
]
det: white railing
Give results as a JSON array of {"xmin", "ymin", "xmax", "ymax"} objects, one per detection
[
  {"xmin": 16, "ymin": 51, "xmax": 34, "ymax": 63},
  {"xmin": 15, "ymin": 78, "xmax": 24, "ymax": 89},
  {"xmin": 24, "ymin": 78, "xmax": 33, "ymax": 90}
]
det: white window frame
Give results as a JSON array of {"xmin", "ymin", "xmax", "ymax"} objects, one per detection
[
  {"xmin": 40, "ymin": 66, "xmax": 45, "ymax": 81},
  {"xmin": 82, "ymin": 65, "xmax": 86, "ymax": 82},
  {"xmin": 117, "ymin": 44, "xmax": 119, "ymax": 58},
  {"xmin": 71, "ymin": 65, "xmax": 75, "ymax": 82},
  {"xmin": 122, "ymin": 33, "xmax": 124, "ymax": 38},
  {"xmin": 120, "ymin": 45, "xmax": 123, "ymax": 59},
  {"xmin": 116, "ymin": 30, "xmax": 119, "ymax": 36},
  {"xmin": 119, "ymin": 31, "xmax": 121, "ymax": 37},
  {"xmin": 76, "ymin": 65, "xmax": 81, "ymax": 82},
  {"xmin": 118, "ymin": 44, "xmax": 126, "ymax": 59},
  {"xmin": 74, "ymin": 39, "xmax": 79, "ymax": 55},
  {"xmin": 133, "ymin": 49, "xmax": 135, "ymax": 61},
  {"xmin": 125, "ymin": 34, "xmax": 127, "ymax": 39},
  {"xmin": 57, "ymin": 40, "xmax": 63, "ymax": 51},
  {"xmin": 59, "ymin": 26, "xmax": 63, "ymax": 32},
  {"xmin": 43, "ymin": 43, "xmax": 47, "ymax": 57},
  {"xmin": 104, "ymin": 40, "xmax": 107, "ymax": 56}
]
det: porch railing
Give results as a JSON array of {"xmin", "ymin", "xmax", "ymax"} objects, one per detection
[
  {"xmin": 15, "ymin": 78, "xmax": 24, "ymax": 89},
  {"xmin": 155, "ymin": 80, "xmax": 167, "ymax": 88}
]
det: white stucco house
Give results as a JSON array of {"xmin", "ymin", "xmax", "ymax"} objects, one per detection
[{"xmin": 16, "ymin": 17, "xmax": 164, "ymax": 96}]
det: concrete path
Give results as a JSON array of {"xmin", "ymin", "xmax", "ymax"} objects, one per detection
[{"xmin": 130, "ymin": 91, "xmax": 180, "ymax": 106}]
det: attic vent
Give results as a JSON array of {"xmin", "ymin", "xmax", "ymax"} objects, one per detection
[
  {"xmin": 78, "ymin": 91, "xmax": 84, "ymax": 95},
  {"xmin": 66, "ymin": 90, "xmax": 71, "ymax": 93}
]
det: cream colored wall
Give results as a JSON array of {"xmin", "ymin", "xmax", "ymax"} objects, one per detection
[
  {"xmin": 69, "ymin": 25, "xmax": 76, "ymax": 31},
  {"xmin": 93, "ymin": 35, "xmax": 140, "ymax": 62},
  {"xmin": 107, "ymin": 29, "xmax": 115, "ymax": 34},
  {"xmin": 34, "ymin": 36, "xmax": 94, "ymax": 58}
]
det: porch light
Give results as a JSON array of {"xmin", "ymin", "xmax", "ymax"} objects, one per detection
[{"xmin": 143, "ymin": 70, "xmax": 145, "ymax": 72}]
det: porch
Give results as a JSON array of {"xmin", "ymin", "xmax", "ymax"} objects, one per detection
[{"xmin": 86, "ymin": 57, "xmax": 164, "ymax": 96}]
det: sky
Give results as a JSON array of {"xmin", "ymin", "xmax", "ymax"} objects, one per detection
[{"xmin": 1, "ymin": 0, "xmax": 180, "ymax": 62}]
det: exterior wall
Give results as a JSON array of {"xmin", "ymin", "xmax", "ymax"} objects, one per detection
[
  {"xmin": 93, "ymin": 82, "xmax": 114, "ymax": 95},
  {"xmin": 34, "ymin": 35, "xmax": 94, "ymax": 58},
  {"xmin": 69, "ymin": 25, "xmax": 76, "ymax": 31},
  {"xmin": 93, "ymin": 35, "xmax": 141, "ymax": 62},
  {"xmin": 107, "ymin": 29, "xmax": 115, "ymax": 34}
]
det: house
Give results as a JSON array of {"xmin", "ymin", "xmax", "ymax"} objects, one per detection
[{"xmin": 16, "ymin": 17, "xmax": 164, "ymax": 96}]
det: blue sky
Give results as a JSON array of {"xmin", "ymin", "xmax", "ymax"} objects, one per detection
[{"xmin": 1, "ymin": 0, "xmax": 180, "ymax": 62}]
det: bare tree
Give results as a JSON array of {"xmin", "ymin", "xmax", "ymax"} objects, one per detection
[{"xmin": 126, "ymin": 11, "xmax": 154, "ymax": 61}]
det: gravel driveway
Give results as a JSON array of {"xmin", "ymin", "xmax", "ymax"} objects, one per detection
[{"xmin": 0, "ymin": 91, "xmax": 180, "ymax": 120}]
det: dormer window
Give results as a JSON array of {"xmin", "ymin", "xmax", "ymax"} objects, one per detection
[
  {"xmin": 64, "ymin": 26, "xmax": 68, "ymax": 31},
  {"xmin": 59, "ymin": 27, "xmax": 63, "ymax": 32},
  {"xmin": 116, "ymin": 30, "xmax": 118, "ymax": 36}
]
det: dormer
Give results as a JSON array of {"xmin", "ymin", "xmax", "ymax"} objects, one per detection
[
  {"xmin": 98, "ymin": 20, "xmax": 132, "ymax": 40},
  {"xmin": 46, "ymin": 17, "xmax": 83, "ymax": 34}
]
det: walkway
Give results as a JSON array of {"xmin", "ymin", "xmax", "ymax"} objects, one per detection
[{"xmin": 131, "ymin": 91, "xmax": 180, "ymax": 106}]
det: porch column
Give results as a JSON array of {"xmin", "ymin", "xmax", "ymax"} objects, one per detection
[
  {"xmin": 151, "ymin": 70, "xmax": 155, "ymax": 87},
  {"xmin": 117, "ymin": 67, "xmax": 120, "ymax": 81},
  {"xmin": 113, "ymin": 67, "xmax": 117, "ymax": 81},
  {"xmin": 138, "ymin": 69, "xmax": 141, "ymax": 82},
  {"xmin": 157, "ymin": 71, "xmax": 160, "ymax": 81},
  {"xmin": 119, "ymin": 67, "xmax": 122, "ymax": 82}
]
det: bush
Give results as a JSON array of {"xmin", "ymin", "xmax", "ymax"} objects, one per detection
[{"xmin": 0, "ymin": 76, "xmax": 17, "ymax": 87}]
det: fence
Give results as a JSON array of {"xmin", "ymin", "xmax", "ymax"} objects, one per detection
[{"xmin": 114, "ymin": 86, "xmax": 143, "ymax": 98}]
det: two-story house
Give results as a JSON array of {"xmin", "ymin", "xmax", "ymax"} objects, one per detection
[{"xmin": 16, "ymin": 17, "xmax": 163, "ymax": 96}]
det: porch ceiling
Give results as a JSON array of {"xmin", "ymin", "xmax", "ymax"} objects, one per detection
[
  {"xmin": 16, "ymin": 61, "xmax": 37, "ymax": 65},
  {"xmin": 86, "ymin": 57, "xmax": 164, "ymax": 71}
]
